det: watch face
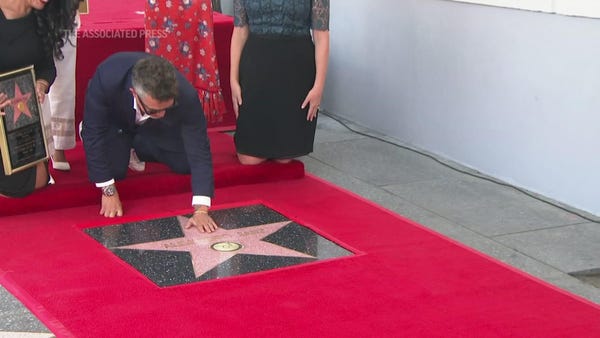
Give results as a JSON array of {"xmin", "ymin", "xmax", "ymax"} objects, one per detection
[{"xmin": 102, "ymin": 185, "xmax": 116, "ymax": 196}]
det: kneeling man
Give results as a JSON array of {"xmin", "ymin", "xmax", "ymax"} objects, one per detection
[{"xmin": 82, "ymin": 52, "xmax": 217, "ymax": 232}]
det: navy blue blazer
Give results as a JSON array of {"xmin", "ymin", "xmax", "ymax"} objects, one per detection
[{"xmin": 82, "ymin": 52, "xmax": 214, "ymax": 198}]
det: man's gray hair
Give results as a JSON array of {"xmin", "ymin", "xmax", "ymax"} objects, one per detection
[{"xmin": 132, "ymin": 55, "xmax": 178, "ymax": 101}]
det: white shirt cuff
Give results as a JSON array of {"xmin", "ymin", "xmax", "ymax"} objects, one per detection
[
  {"xmin": 192, "ymin": 196, "xmax": 211, "ymax": 207},
  {"xmin": 96, "ymin": 179, "xmax": 115, "ymax": 188}
]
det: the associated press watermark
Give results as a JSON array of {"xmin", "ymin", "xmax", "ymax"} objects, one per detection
[{"xmin": 77, "ymin": 29, "xmax": 168, "ymax": 39}]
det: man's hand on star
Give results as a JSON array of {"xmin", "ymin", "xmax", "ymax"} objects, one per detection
[
  {"xmin": 100, "ymin": 193, "xmax": 123, "ymax": 218},
  {"xmin": 186, "ymin": 208, "xmax": 218, "ymax": 233}
]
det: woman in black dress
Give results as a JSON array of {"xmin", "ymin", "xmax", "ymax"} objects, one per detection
[
  {"xmin": 0, "ymin": 0, "xmax": 79, "ymax": 197},
  {"xmin": 230, "ymin": 0, "xmax": 330, "ymax": 165}
]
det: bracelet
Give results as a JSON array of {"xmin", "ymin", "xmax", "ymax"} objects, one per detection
[{"xmin": 194, "ymin": 209, "xmax": 208, "ymax": 215}]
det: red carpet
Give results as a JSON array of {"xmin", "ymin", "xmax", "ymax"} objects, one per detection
[
  {"xmin": 1, "ymin": 176, "xmax": 600, "ymax": 337},
  {"xmin": 0, "ymin": 132, "xmax": 303, "ymax": 216},
  {"xmin": 76, "ymin": 1, "xmax": 236, "ymax": 130}
]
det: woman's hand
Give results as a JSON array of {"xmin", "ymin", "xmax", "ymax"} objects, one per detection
[
  {"xmin": 0, "ymin": 93, "xmax": 10, "ymax": 115},
  {"xmin": 301, "ymin": 86, "xmax": 323, "ymax": 122},
  {"xmin": 35, "ymin": 80, "xmax": 49, "ymax": 104},
  {"xmin": 230, "ymin": 25, "xmax": 249, "ymax": 119},
  {"xmin": 231, "ymin": 81, "xmax": 242, "ymax": 118}
]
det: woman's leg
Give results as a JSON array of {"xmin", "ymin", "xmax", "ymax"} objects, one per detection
[
  {"xmin": 237, "ymin": 153, "xmax": 267, "ymax": 165},
  {"xmin": 274, "ymin": 158, "xmax": 292, "ymax": 164},
  {"xmin": 34, "ymin": 161, "xmax": 49, "ymax": 190}
]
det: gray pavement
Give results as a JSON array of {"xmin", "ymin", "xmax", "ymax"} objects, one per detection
[
  {"xmin": 2, "ymin": 113, "xmax": 599, "ymax": 335},
  {"xmin": 304, "ymin": 113, "xmax": 600, "ymax": 304}
]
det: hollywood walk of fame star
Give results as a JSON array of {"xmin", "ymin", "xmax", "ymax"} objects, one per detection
[
  {"xmin": 116, "ymin": 216, "xmax": 315, "ymax": 278},
  {"xmin": 9, "ymin": 83, "xmax": 33, "ymax": 124}
]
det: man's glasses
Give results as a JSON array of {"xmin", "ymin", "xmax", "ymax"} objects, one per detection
[{"xmin": 135, "ymin": 91, "xmax": 178, "ymax": 115}]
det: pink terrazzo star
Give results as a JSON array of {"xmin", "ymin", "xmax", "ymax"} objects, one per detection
[
  {"xmin": 10, "ymin": 83, "xmax": 33, "ymax": 123},
  {"xmin": 117, "ymin": 216, "xmax": 314, "ymax": 277}
]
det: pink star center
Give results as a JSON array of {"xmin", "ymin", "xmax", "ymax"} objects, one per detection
[{"xmin": 10, "ymin": 84, "xmax": 33, "ymax": 123}]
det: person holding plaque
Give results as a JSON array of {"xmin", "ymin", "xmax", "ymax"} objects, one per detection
[
  {"xmin": 0, "ymin": 0, "xmax": 79, "ymax": 197},
  {"xmin": 81, "ymin": 52, "xmax": 218, "ymax": 233}
]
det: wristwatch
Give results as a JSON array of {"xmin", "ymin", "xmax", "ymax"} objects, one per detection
[{"xmin": 101, "ymin": 184, "xmax": 116, "ymax": 197}]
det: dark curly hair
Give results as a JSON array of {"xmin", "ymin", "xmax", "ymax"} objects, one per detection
[{"xmin": 33, "ymin": 0, "xmax": 80, "ymax": 60}]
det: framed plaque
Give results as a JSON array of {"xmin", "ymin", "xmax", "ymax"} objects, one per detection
[{"xmin": 0, "ymin": 66, "xmax": 49, "ymax": 175}]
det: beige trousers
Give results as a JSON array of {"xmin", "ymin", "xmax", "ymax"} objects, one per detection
[{"xmin": 47, "ymin": 15, "xmax": 79, "ymax": 151}]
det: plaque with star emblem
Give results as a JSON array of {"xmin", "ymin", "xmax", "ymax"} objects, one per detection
[
  {"xmin": 0, "ymin": 66, "xmax": 48, "ymax": 175},
  {"xmin": 85, "ymin": 204, "xmax": 354, "ymax": 287}
]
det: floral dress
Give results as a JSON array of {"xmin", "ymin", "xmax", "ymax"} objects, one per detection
[{"xmin": 145, "ymin": 0, "xmax": 226, "ymax": 123}]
